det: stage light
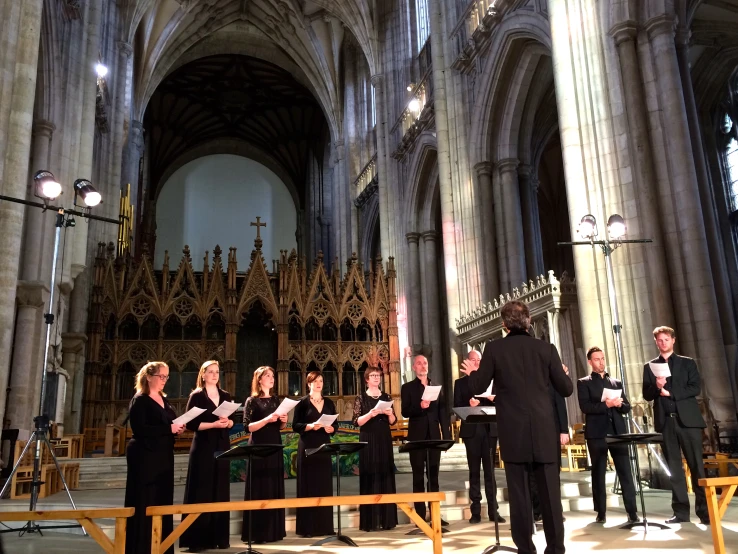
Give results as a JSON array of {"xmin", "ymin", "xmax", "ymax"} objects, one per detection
[
  {"xmin": 406, "ymin": 83, "xmax": 415, "ymax": 92},
  {"xmin": 577, "ymin": 214, "xmax": 597, "ymax": 239},
  {"xmin": 95, "ymin": 63, "xmax": 108, "ymax": 78},
  {"xmin": 408, "ymin": 98, "xmax": 420, "ymax": 113},
  {"xmin": 73, "ymin": 179, "xmax": 102, "ymax": 207},
  {"xmin": 607, "ymin": 214, "xmax": 626, "ymax": 240},
  {"xmin": 33, "ymin": 170, "xmax": 62, "ymax": 200}
]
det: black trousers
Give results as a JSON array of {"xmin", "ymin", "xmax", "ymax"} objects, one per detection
[
  {"xmin": 409, "ymin": 448, "xmax": 441, "ymax": 520},
  {"xmin": 661, "ymin": 415, "xmax": 707, "ymax": 520},
  {"xmin": 464, "ymin": 428, "xmax": 499, "ymax": 516},
  {"xmin": 586, "ymin": 438, "xmax": 638, "ymax": 517},
  {"xmin": 506, "ymin": 461, "xmax": 565, "ymax": 554}
]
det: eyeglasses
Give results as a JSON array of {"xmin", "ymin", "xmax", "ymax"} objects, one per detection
[
  {"xmin": 152, "ymin": 374, "xmax": 169, "ymax": 381},
  {"xmin": 368, "ymin": 374, "xmax": 382, "ymax": 379}
]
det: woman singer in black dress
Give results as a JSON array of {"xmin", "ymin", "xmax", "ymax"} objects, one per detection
[
  {"xmin": 242, "ymin": 366, "xmax": 287, "ymax": 544},
  {"xmin": 293, "ymin": 371, "xmax": 337, "ymax": 537},
  {"xmin": 352, "ymin": 365, "xmax": 398, "ymax": 531},
  {"xmin": 180, "ymin": 360, "xmax": 234, "ymax": 551},
  {"xmin": 124, "ymin": 361, "xmax": 185, "ymax": 554}
]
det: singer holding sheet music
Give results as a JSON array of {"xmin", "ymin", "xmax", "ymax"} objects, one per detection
[
  {"xmin": 293, "ymin": 371, "xmax": 337, "ymax": 537},
  {"xmin": 242, "ymin": 366, "xmax": 288, "ymax": 543},
  {"xmin": 180, "ymin": 360, "xmax": 235, "ymax": 551},
  {"xmin": 642, "ymin": 326, "xmax": 708, "ymax": 525},
  {"xmin": 125, "ymin": 361, "xmax": 184, "ymax": 554}
]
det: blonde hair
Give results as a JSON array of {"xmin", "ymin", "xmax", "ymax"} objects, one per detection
[
  {"xmin": 196, "ymin": 360, "xmax": 220, "ymax": 389},
  {"xmin": 135, "ymin": 361, "xmax": 169, "ymax": 396},
  {"xmin": 251, "ymin": 366, "xmax": 275, "ymax": 397}
]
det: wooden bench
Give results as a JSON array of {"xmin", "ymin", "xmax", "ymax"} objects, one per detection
[
  {"xmin": 0, "ymin": 507, "xmax": 133, "ymax": 553},
  {"xmin": 391, "ymin": 419, "xmax": 409, "ymax": 445},
  {"xmin": 698, "ymin": 476, "xmax": 738, "ymax": 554},
  {"xmin": 148, "ymin": 492, "xmax": 446, "ymax": 554}
]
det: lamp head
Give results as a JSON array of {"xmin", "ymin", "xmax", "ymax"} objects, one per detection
[
  {"xmin": 578, "ymin": 214, "xmax": 597, "ymax": 239},
  {"xmin": 33, "ymin": 170, "xmax": 62, "ymax": 200},
  {"xmin": 607, "ymin": 214, "xmax": 626, "ymax": 240},
  {"xmin": 73, "ymin": 179, "xmax": 101, "ymax": 207},
  {"xmin": 95, "ymin": 63, "xmax": 108, "ymax": 79},
  {"xmin": 408, "ymin": 98, "xmax": 420, "ymax": 113}
]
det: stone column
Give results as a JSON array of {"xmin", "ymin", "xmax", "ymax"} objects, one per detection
[
  {"xmin": 496, "ymin": 158, "xmax": 527, "ymax": 289},
  {"xmin": 61, "ymin": 333, "xmax": 86, "ymax": 433},
  {"xmin": 422, "ymin": 231, "xmax": 444, "ymax": 385},
  {"xmin": 474, "ymin": 162, "xmax": 499, "ymax": 299},
  {"xmin": 122, "ymin": 120, "xmax": 144, "ymax": 227},
  {"xmin": 334, "ymin": 139, "xmax": 348, "ymax": 266},
  {"xmin": 406, "ymin": 233, "xmax": 424, "ymax": 347},
  {"xmin": 518, "ymin": 164, "xmax": 545, "ymax": 278},
  {"xmin": 0, "ymin": 0, "xmax": 45, "ymax": 428},
  {"xmin": 371, "ymin": 74, "xmax": 391, "ymax": 261},
  {"xmin": 644, "ymin": 15, "xmax": 732, "ymax": 419},
  {"xmin": 418, "ymin": 238, "xmax": 430, "ymax": 348}
]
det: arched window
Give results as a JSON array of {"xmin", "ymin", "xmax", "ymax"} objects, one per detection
[
  {"xmin": 163, "ymin": 317, "xmax": 183, "ymax": 340},
  {"xmin": 342, "ymin": 361, "xmax": 359, "ymax": 396},
  {"xmin": 288, "ymin": 317, "xmax": 302, "ymax": 341},
  {"xmin": 206, "ymin": 313, "xmax": 225, "ymax": 340},
  {"xmin": 357, "ymin": 319, "xmax": 372, "ymax": 342},
  {"xmin": 305, "ymin": 317, "xmax": 320, "ymax": 341},
  {"xmin": 140, "ymin": 316, "xmax": 160, "ymax": 340},
  {"xmin": 322, "ymin": 318, "xmax": 338, "ymax": 341},
  {"xmin": 119, "ymin": 315, "xmax": 139, "ymax": 341},
  {"xmin": 289, "ymin": 360, "xmax": 303, "ymax": 396},
  {"xmin": 374, "ymin": 319, "xmax": 384, "ymax": 342},
  {"xmin": 720, "ymin": 109, "xmax": 738, "ymax": 264},
  {"xmin": 415, "ymin": 0, "xmax": 430, "ymax": 52},
  {"xmin": 116, "ymin": 361, "xmax": 136, "ymax": 400},
  {"xmin": 340, "ymin": 318, "xmax": 356, "ymax": 341},
  {"xmin": 183, "ymin": 317, "xmax": 202, "ymax": 340},
  {"xmin": 322, "ymin": 361, "xmax": 339, "ymax": 396}
]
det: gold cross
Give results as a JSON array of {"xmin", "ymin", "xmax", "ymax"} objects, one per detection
[{"xmin": 250, "ymin": 217, "xmax": 267, "ymax": 239}]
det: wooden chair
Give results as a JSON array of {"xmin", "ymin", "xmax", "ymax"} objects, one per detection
[
  {"xmin": 561, "ymin": 424, "xmax": 588, "ymax": 472},
  {"xmin": 391, "ymin": 419, "xmax": 408, "ymax": 445}
]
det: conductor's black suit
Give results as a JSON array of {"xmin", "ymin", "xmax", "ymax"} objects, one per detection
[
  {"xmin": 470, "ymin": 329, "xmax": 573, "ymax": 554},
  {"xmin": 401, "ymin": 377, "xmax": 451, "ymax": 520}
]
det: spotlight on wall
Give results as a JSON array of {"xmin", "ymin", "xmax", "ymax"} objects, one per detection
[
  {"xmin": 577, "ymin": 214, "xmax": 597, "ymax": 240},
  {"xmin": 33, "ymin": 170, "xmax": 62, "ymax": 200},
  {"xmin": 406, "ymin": 83, "xmax": 415, "ymax": 92},
  {"xmin": 607, "ymin": 214, "xmax": 626, "ymax": 240},
  {"xmin": 73, "ymin": 179, "xmax": 102, "ymax": 207},
  {"xmin": 95, "ymin": 63, "xmax": 108, "ymax": 79},
  {"xmin": 408, "ymin": 98, "xmax": 420, "ymax": 113}
]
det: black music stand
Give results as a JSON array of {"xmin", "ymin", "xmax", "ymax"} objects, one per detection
[
  {"xmin": 306, "ymin": 441, "xmax": 367, "ymax": 547},
  {"xmin": 399, "ymin": 439, "xmax": 455, "ymax": 535},
  {"xmin": 606, "ymin": 433, "xmax": 670, "ymax": 532},
  {"xmin": 455, "ymin": 407, "xmax": 516, "ymax": 554},
  {"xmin": 216, "ymin": 443, "xmax": 285, "ymax": 554}
]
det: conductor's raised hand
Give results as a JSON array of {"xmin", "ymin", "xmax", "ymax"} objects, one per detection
[
  {"xmin": 459, "ymin": 359, "xmax": 475, "ymax": 376},
  {"xmin": 469, "ymin": 397, "xmax": 481, "ymax": 407},
  {"xmin": 420, "ymin": 399, "xmax": 431, "ymax": 409},
  {"xmin": 171, "ymin": 422, "xmax": 185, "ymax": 434}
]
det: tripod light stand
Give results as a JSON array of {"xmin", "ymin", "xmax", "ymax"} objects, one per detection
[{"xmin": 0, "ymin": 171, "xmax": 119, "ymax": 534}]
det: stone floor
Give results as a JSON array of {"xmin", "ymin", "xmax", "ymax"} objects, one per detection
[{"xmin": 1, "ymin": 471, "xmax": 736, "ymax": 553}]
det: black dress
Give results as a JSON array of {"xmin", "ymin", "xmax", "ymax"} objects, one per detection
[
  {"xmin": 241, "ymin": 395, "xmax": 286, "ymax": 543},
  {"xmin": 293, "ymin": 395, "xmax": 337, "ymax": 536},
  {"xmin": 124, "ymin": 393, "xmax": 176, "ymax": 554},
  {"xmin": 180, "ymin": 388, "xmax": 233, "ymax": 550},
  {"xmin": 353, "ymin": 392, "xmax": 398, "ymax": 531}
]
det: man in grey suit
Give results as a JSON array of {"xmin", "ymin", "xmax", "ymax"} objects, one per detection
[
  {"xmin": 468, "ymin": 301, "xmax": 573, "ymax": 554},
  {"xmin": 642, "ymin": 325, "xmax": 709, "ymax": 524}
]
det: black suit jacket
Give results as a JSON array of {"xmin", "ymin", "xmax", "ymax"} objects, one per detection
[
  {"xmin": 642, "ymin": 354, "xmax": 706, "ymax": 432},
  {"xmin": 550, "ymin": 384, "xmax": 569, "ymax": 435},
  {"xmin": 401, "ymin": 378, "xmax": 451, "ymax": 441},
  {"xmin": 453, "ymin": 376, "xmax": 495, "ymax": 439},
  {"xmin": 577, "ymin": 373, "xmax": 629, "ymax": 439},
  {"xmin": 469, "ymin": 330, "xmax": 573, "ymax": 463}
]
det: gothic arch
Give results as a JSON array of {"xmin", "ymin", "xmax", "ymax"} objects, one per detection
[{"xmin": 403, "ymin": 132, "xmax": 439, "ymax": 233}]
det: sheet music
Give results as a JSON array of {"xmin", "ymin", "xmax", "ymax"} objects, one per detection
[
  {"xmin": 475, "ymin": 380, "xmax": 494, "ymax": 398},
  {"xmin": 600, "ymin": 388, "xmax": 622, "ymax": 402},
  {"xmin": 212, "ymin": 401, "xmax": 241, "ymax": 418},
  {"xmin": 312, "ymin": 413, "xmax": 338, "ymax": 427},
  {"xmin": 649, "ymin": 362, "xmax": 671, "ymax": 378},
  {"xmin": 373, "ymin": 400, "xmax": 393, "ymax": 412},
  {"xmin": 172, "ymin": 407, "xmax": 206, "ymax": 425},
  {"xmin": 274, "ymin": 397, "xmax": 300, "ymax": 416},
  {"xmin": 481, "ymin": 407, "xmax": 496, "ymax": 415},
  {"xmin": 421, "ymin": 385, "xmax": 442, "ymax": 402}
]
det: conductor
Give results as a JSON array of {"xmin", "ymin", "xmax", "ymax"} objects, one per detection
[{"xmin": 468, "ymin": 300, "xmax": 573, "ymax": 554}]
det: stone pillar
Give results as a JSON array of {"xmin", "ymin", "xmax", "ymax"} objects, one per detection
[
  {"xmin": 474, "ymin": 162, "xmax": 499, "ymax": 299},
  {"xmin": 122, "ymin": 120, "xmax": 144, "ymax": 230},
  {"xmin": 334, "ymin": 139, "xmax": 348, "ymax": 267},
  {"xmin": 418, "ymin": 238, "xmax": 430, "ymax": 348},
  {"xmin": 422, "ymin": 231, "xmax": 444, "ymax": 385},
  {"xmin": 518, "ymin": 164, "xmax": 545, "ymax": 278},
  {"xmin": 371, "ymin": 74, "xmax": 391, "ymax": 262},
  {"xmin": 496, "ymin": 158, "xmax": 527, "ymax": 289},
  {"xmin": 61, "ymin": 333, "xmax": 86, "ymax": 433},
  {"xmin": 406, "ymin": 233, "xmax": 424, "ymax": 347},
  {"xmin": 644, "ymin": 15, "xmax": 732, "ymax": 419},
  {"xmin": 0, "ymin": 0, "xmax": 45, "ymax": 428}
]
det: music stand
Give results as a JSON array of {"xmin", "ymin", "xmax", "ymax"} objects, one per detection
[
  {"xmin": 605, "ymin": 433, "xmax": 669, "ymax": 532},
  {"xmin": 399, "ymin": 439, "xmax": 455, "ymax": 535},
  {"xmin": 305, "ymin": 441, "xmax": 367, "ymax": 547},
  {"xmin": 455, "ymin": 407, "xmax": 516, "ymax": 554},
  {"xmin": 216, "ymin": 444, "xmax": 285, "ymax": 554}
]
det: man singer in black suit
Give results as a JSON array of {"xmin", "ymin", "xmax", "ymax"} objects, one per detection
[
  {"xmin": 577, "ymin": 346, "xmax": 639, "ymax": 524},
  {"xmin": 401, "ymin": 354, "xmax": 451, "ymax": 521},
  {"xmin": 454, "ymin": 349, "xmax": 505, "ymax": 523},
  {"xmin": 468, "ymin": 301, "xmax": 573, "ymax": 554},
  {"xmin": 642, "ymin": 326, "xmax": 709, "ymax": 524}
]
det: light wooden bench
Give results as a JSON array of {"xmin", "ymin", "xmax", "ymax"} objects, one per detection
[
  {"xmin": 698, "ymin": 476, "xmax": 738, "ymax": 554},
  {"xmin": 0, "ymin": 507, "xmax": 133, "ymax": 553},
  {"xmin": 148, "ymin": 492, "xmax": 446, "ymax": 554}
]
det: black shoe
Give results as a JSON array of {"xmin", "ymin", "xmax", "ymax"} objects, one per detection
[
  {"xmin": 699, "ymin": 516, "xmax": 710, "ymax": 525},
  {"xmin": 469, "ymin": 514, "xmax": 482, "ymax": 524},
  {"xmin": 490, "ymin": 512, "xmax": 506, "ymax": 523},
  {"xmin": 441, "ymin": 518, "xmax": 449, "ymax": 526},
  {"xmin": 627, "ymin": 513, "xmax": 640, "ymax": 524},
  {"xmin": 665, "ymin": 516, "xmax": 689, "ymax": 524},
  {"xmin": 595, "ymin": 514, "xmax": 606, "ymax": 523}
]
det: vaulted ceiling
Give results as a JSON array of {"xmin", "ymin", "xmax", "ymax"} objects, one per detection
[{"xmin": 144, "ymin": 54, "xmax": 328, "ymax": 206}]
